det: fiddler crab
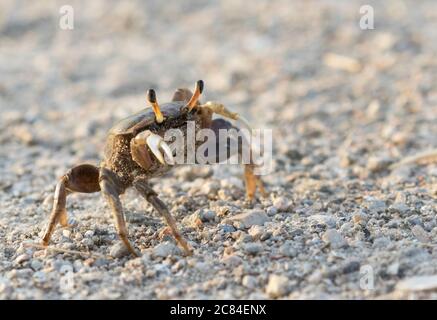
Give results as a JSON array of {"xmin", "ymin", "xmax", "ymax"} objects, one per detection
[{"xmin": 41, "ymin": 80, "xmax": 266, "ymax": 257}]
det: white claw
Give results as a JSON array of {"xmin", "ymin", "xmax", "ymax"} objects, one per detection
[
  {"xmin": 146, "ymin": 134, "xmax": 165, "ymax": 164},
  {"xmin": 145, "ymin": 133, "xmax": 175, "ymax": 165},
  {"xmin": 160, "ymin": 141, "xmax": 175, "ymax": 165}
]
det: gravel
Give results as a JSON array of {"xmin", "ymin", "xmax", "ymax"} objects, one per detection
[{"xmin": 0, "ymin": 0, "xmax": 436, "ymax": 300}]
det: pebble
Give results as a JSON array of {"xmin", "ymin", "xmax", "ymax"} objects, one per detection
[
  {"xmin": 199, "ymin": 209, "xmax": 216, "ymax": 222},
  {"xmin": 364, "ymin": 198, "xmax": 387, "ymax": 213},
  {"xmin": 411, "ymin": 225, "xmax": 430, "ymax": 243},
  {"xmin": 30, "ymin": 260, "xmax": 43, "ymax": 271},
  {"xmin": 152, "ymin": 242, "xmax": 181, "ymax": 258},
  {"xmin": 243, "ymin": 243, "xmax": 263, "ymax": 255},
  {"xmin": 228, "ymin": 210, "xmax": 270, "ymax": 229},
  {"xmin": 109, "ymin": 242, "xmax": 130, "ymax": 259},
  {"xmin": 322, "ymin": 230, "xmax": 348, "ymax": 249},
  {"xmin": 342, "ymin": 260, "xmax": 360, "ymax": 274},
  {"xmin": 279, "ymin": 243, "xmax": 297, "ymax": 258},
  {"xmin": 266, "ymin": 274, "xmax": 289, "ymax": 298},
  {"xmin": 182, "ymin": 212, "xmax": 203, "ymax": 228},
  {"xmin": 84, "ymin": 230, "xmax": 95, "ymax": 238},
  {"xmin": 389, "ymin": 203, "xmax": 410, "ymax": 215},
  {"xmin": 366, "ymin": 156, "xmax": 392, "ymax": 173},
  {"xmin": 62, "ymin": 229, "xmax": 72, "ymax": 238},
  {"xmin": 33, "ymin": 271, "xmax": 47, "ymax": 283},
  {"xmin": 242, "ymin": 275, "xmax": 258, "ymax": 289},
  {"xmin": 221, "ymin": 255, "xmax": 243, "ymax": 267},
  {"xmin": 309, "ymin": 214, "xmax": 337, "ymax": 228},
  {"xmin": 248, "ymin": 225, "xmax": 264, "ymax": 240},
  {"xmin": 396, "ymin": 275, "xmax": 437, "ymax": 292},
  {"xmin": 273, "ymin": 197, "xmax": 290, "ymax": 211},
  {"xmin": 220, "ymin": 224, "xmax": 235, "ymax": 233}
]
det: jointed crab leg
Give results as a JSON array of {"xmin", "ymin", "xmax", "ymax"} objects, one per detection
[
  {"xmin": 41, "ymin": 164, "xmax": 100, "ymax": 246},
  {"xmin": 390, "ymin": 149, "xmax": 437, "ymax": 169},
  {"xmin": 99, "ymin": 168, "xmax": 139, "ymax": 257},
  {"xmin": 133, "ymin": 178, "xmax": 192, "ymax": 255},
  {"xmin": 202, "ymin": 101, "xmax": 252, "ymax": 131}
]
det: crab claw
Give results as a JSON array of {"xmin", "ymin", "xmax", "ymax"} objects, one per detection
[{"xmin": 146, "ymin": 133, "xmax": 175, "ymax": 165}]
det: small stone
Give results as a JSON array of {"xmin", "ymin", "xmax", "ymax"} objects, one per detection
[
  {"xmin": 322, "ymin": 230, "xmax": 347, "ymax": 249},
  {"xmin": 242, "ymin": 275, "xmax": 258, "ymax": 289},
  {"xmin": 364, "ymin": 198, "xmax": 387, "ymax": 213},
  {"xmin": 342, "ymin": 261, "xmax": 360, "ymax": 274},
  {"xmin": 411, "ymin": 225, "xmax": 430, "ymax": 243},
  {"xmin": 33, "ymin": 271, "xmax": 47, "ymax": 283},
  {"xmin": 228, "ymin": 210, "xmax": 270, "ymax": 229},
  {"xmin": 387, "ymin": 262, "xmax": 400, "ymax": 276},
  {"xmin": 220, "ymin": 224, "xmax": 235, "ymax": 233},
  {"xmin": 279, "ymin": 243, "xmax": 297, "ymax": 258},
  {"xmin": 389, "ymin": 203, "xmax": 410, "ymax": 215},
  {"xmin": 309, "ymin": 214, "xmax": 336, "ymax": 228},
  {"xmin": 182, "ymin": 211, "xmax": 203, "ymax": 228},
  {"xmin": 367, "ymin": 156, "xmax": 392, "ymax": 173},
  {"xmin": 15, "ymin": 254, "xmax": 30, "ymax": 265},
  {"xmin": 152, "ymin": 242, "xmax": 181, "ymax": 258},
  {"xmin": 352, "ymin": 213, "xmax": 366, "ymax": 225},
  {"xmin": 199, "ymin": 209, "xmax": 216, "ymax": 222},
  {"xmin": 222, "ymin": 254, "xmax": 243, "ymax": 267},
  {"xmin": 30, "ymin": 260, "xmax": 43, "ymax": 271},
  {"xmin": 243, "ymin": 243, "xmax": 263, "ymax": 255},
  {"xmin": 62, "ymin": 229, "xmax": 71, "ymax": 238},
  {"xmin": 74, "ymin": 233, "xmax": 83, "ymax": 241},
  {"xmin": 273, "ymin": 197, "xmax": 290, "ymax": 211},
  {"xmin": 266, "ymin": 206, "xmax": 278, "ymax": 216},
  {"xmin": 84, "ymin": 230, "xmax": 94, "ymax": 238},
  {"xmin": 109, "ymin": 242, "xmax": 130, "ymax": 258},
  {"xmin": 396, "ymin": 275, "xmax": 437, "ymax": 292},
  {"xmin": 266, "ymin": 274, "xmax": 289, "ymax": 298},
  {"xmin": 81, "ymin": 238, "xmax": 94, "ymax": 247},
  {"xmin": 248, "ymin": 225, "xmax": 264, "ymax": 240}
]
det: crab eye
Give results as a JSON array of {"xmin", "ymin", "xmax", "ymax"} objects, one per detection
[
  {"xmin": 147, "ymin": 89, "xmax": 164, "ymax": 123},
  {"xmin": 184, "ymin": 80, "xmax": 204, "ymax": 112}
]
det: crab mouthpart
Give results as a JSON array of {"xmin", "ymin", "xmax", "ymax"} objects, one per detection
[{"xmin": 146, "ymin": 133, "xmax": 175, "ymax": 165}]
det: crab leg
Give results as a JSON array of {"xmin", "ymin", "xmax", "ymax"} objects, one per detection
[
  {"xmin": 133, "ymin": 178, "xmax": 192, "ymax": 255},
  {"xmin": 202, "ymin": 101, "xmax": 252, "ymax": 131},
  {"xmin": 99, "ymin": 167, "xmax": 139, "ymax": 257}
]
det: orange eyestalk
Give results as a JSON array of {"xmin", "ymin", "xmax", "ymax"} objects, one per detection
[
  {"xmin": 147, "ymin": 89, "xmax": 164, "ymax": 123},
  {"xmin": 185, "ymin": 80, "xmax": 204, "ymax": 112}
]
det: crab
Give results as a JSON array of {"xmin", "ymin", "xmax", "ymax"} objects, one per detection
[{"xmin": 41, "ymin": 80, "xmax": 266, "ymax": 257}]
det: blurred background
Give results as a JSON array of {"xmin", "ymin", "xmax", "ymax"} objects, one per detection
[{"xmin": 0, "ymin": 0, "xmax": 436, "ymax": 299}]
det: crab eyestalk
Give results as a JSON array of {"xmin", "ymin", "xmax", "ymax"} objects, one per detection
[
  {"xmin": 185, "ymin": 80, "xmax": 204, "ymax": 112},
  {"xmin": 147, "ymin": 89, "xmax": 164, "ymax": 123}
]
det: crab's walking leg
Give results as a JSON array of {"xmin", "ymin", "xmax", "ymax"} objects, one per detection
[
  {"xmin": 203, "ymin": 101, "xmax": 252, "ymax": 131},
  {"xmin": 133, "ymin": 178, "xmax": 192, "ymax": 255},
  {"xmin": 99, "ymin": 168, "xmax": 139, "ymax": 257},
  {"xmin": 41, "ymin": 164, "xmax": 100, "ymax": 246}
]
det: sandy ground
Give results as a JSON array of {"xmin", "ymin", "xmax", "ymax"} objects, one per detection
[{"xmin": 0, "ymin": 0, "xmax": 436, "ymax": 299}]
